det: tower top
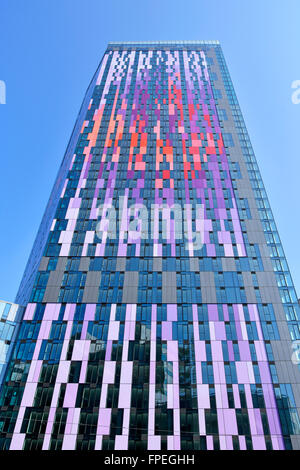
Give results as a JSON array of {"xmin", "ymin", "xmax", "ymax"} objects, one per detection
[
  {"xmin": 108, "ymin": 40, "xmax": 220, "ymax": 45},
  {"xmin": 107, "ymin": 40, "xmax": 220, "ymax": 50}
]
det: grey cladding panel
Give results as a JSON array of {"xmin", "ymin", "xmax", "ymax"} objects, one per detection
[
  {"xmin": 79, "ymin": 257, "xmax": 90, "ymax": 271},
  {"xmin": 39, "ymin": 257, "xmax": 49, "ymax": 271},
  {"xmin": 116, "ymin": 257, "xmax": 126, "ymax": 271},
  {"xmin": 122, "ymin": 271, "xmax": 138, "ymax": 303},
  {"xmin": 199, "ymin": 272, "xmax": 215, "ymax": 287},
  {"xmin": 162, "ymin": 272, "xmax": 176, "ymax": 287},
  {"xmin": 56, "ymin": 257, "xmax": 67, "ymax": 272},
  {"xmin": 190, "ymin": 258, "xmax": 199, "ymax": 272},
  {"xmin": 162, "ymin": 286, "xmax": 177, "ymax": 304},
  {"xmin": 153, "ymin": 258, "xmax": 162, "ymax": 271},
  {"xmin": 221, "ymin": 258, "xmax": 236, "ymax": 271},
  {"xmin": 85, "ymin": 271, "xmax": 101, "ymax": 287}
]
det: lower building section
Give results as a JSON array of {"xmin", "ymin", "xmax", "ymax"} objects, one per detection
[{"xmin": 0, "ymin": 302, "xmax": 299, "ymax": 450}]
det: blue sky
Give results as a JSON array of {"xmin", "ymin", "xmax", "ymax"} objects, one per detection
[{"xmin": 0, "ymin": 0, "xmax": 300, "ymax": 301}]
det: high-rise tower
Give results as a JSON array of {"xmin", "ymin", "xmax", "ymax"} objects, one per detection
[{"xmin": 1, "ymin": 41, "xmax": 300, "ymax": 451}]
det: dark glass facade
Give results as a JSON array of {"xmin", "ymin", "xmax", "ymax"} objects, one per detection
[
  {"xmin": 0, "ymin": 301, "xmax": 22, "ymax": 386},
  {"xmin": 1, "ymin": 41, "xmax": 300, "ymax": 450}
]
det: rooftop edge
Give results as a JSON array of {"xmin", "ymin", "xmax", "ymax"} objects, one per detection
[{"xmin": 107, "ymin": 40, "xmax": 220, "ymax": 46}]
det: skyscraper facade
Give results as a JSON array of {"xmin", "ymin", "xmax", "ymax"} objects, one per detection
[{"xmin": 1, "ymin": 41, "xmax": 300, "ymax": 451}]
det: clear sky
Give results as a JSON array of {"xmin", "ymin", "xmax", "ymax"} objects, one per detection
[{"xmin": 0, "ymin": 0, "xmax": 300, "ymax": 301}]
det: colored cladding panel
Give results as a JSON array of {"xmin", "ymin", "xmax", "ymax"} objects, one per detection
[{"xmin": 1, "ymin": 42, "xmax": 300, "ymax": 451}]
